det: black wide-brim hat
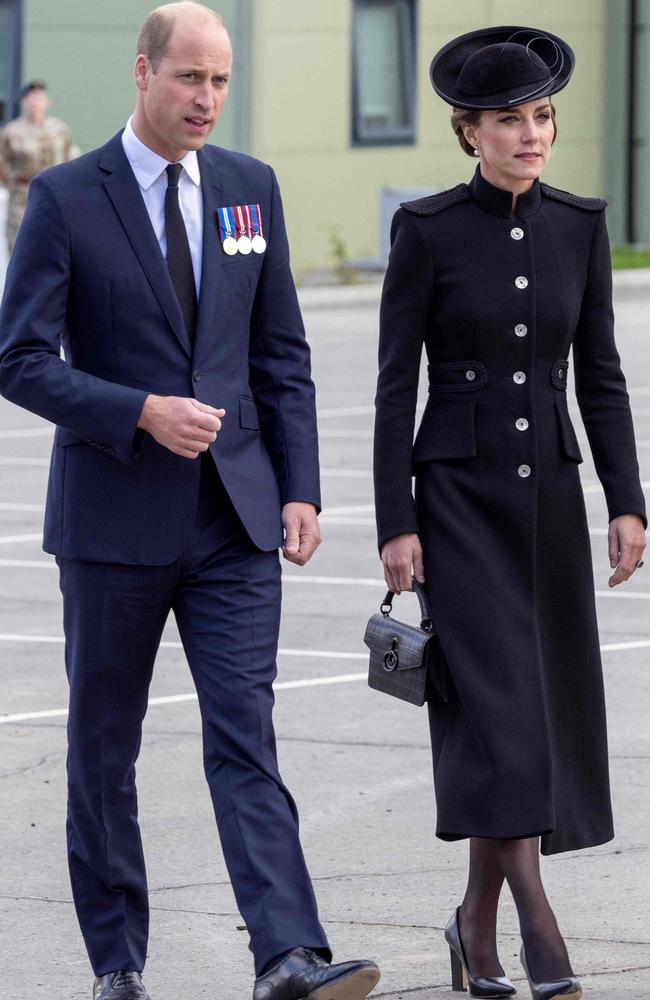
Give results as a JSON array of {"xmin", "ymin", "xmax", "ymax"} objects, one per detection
[{"xmin": 430, "ymin": 25, "xmax": 575, "ymax": 110}]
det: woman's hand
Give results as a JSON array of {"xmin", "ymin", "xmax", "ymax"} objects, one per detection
[
  {"xmin": 608, "ymin": 514, "xmax": 646, "ymax": 587},
  {"xmin": 381, "ymin": 533, "xmax": 425, "ymax": 594}
]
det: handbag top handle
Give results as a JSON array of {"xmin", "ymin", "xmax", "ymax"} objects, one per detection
[{"xmin": 380, "ymin": 578, "xmax": 434, "ymax": 632}]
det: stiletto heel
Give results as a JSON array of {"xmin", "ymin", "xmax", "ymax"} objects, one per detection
[
  {"xmin": 450, "ymin": 944, "xmax": 468, "ymax": 991},
  {"xmin": 520, "ymin": 944, "xmax": 583, "ymax": 1000},
  {"xmin": 444, "ymin": 908, "xmax": 516, "ymax": 998}
]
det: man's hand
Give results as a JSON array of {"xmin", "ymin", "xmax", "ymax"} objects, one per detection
[
  {"xmin": 282, "ymin": 502, "xmax": 321, "ymax": 566},
  {"xmin": 381, "ymin": 532, "xmax": 425, "ymax": 594},
  {"xmin": 608, "ymin": 513, "xmax": 646, "ymax": 587},
  {"xmin": 138, "ymin": 394, "xmax": 225, "ymax": 458}
]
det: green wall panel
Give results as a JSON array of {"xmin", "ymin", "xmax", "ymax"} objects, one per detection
[{"xmin": 22, "ymin": 0, "xmax": 251, "ymax": 153}]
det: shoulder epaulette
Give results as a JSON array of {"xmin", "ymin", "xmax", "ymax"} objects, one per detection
[
  {"xmin": 541, "ymin": 184, "xmax": 606, "ymax": 211},
  {"xmin": 400, "ymin": 184, "xmax": 469, "ymax": 216}
]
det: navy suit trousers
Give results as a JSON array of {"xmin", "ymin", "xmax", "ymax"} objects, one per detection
[{"xmin": 59, "ymin": 456, "xmax": 329, "ymax": 976}]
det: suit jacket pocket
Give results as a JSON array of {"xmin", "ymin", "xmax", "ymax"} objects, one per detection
[
  {"xmin": 412, "ymin": 396, "xmax": 477, "ymax": 462},
  {"xmin": 554, "ymin": 398, "xmax": 583, "ymax": 463},
  {"xmin": 239, "ymin": 396, "xmax": 260, "ymax": 430}
]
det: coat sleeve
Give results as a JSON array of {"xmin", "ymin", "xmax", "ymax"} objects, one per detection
[
  {"xmin": 0, "ymin": 173, "xmax": 148, "ymax": 465},
  {"xmin": 248, "ymin": 166, "xmax": 320, "ymax": 510},
  {"xmin": 374, "ymin": 208, "xmax": 433, "ymax": 549},
  {"xmin": 572, "ymin": 209, "xmax": 647, "ymax": 527}
]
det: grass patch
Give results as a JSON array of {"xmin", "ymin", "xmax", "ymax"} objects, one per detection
[{"xmin": 611, "ymin": 246, "xmax": 650, "ymax": 269}]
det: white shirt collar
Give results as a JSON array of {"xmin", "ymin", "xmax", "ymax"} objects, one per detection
[{"xmin": 122, "ymin": 116, "xmax": 201, "ymax": 190}]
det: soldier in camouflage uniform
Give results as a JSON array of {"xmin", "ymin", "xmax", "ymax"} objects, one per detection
[{"xmin": 0, "ymin": 81, "xmax": 79, "ymax": 252}]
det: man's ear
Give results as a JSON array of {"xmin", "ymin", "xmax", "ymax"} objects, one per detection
[{"xmin": 134, "ymin": 54, "xmax": 151, "ymax": 93}]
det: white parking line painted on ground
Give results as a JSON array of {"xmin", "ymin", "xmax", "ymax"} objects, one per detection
[
  {"xmin": 1, "ymin": 559, "xmax": 649, "ymax": 598},
  {"xmin": 320, "ymin": 468, "xmax": 373, "ymax": 478},
  {"xmin": 2, "ymin": 632, "xmax": 648, "ymax": 725},
  {"xmin": 0, "ymin": 633, "xmax": 368, "ymax": 660},
  {"xmin": 0, "ymin": 427, "xmax": 53, "ymax": 439},
  {"xmin": 0, "ymin": 533, "xmax": 42, "ymax": 545},
  {"xmin": 0, "ymin": 672, "xmax": 369, "ymax": 725},
  {"xmin": 0, "ymin": 559, "xmax": 54, "ymax": 568},
  {"xmin": 0, "ymin": 456, "xmax": 50, "ymax": 466},
  {"xmin": 0, "ymin": 502, "xmax": 45, "ymax": 512}
]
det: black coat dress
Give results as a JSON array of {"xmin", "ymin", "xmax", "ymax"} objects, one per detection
[{"xmin": 374, "ymin": 166, "xmax": 646, "ymax": 855}]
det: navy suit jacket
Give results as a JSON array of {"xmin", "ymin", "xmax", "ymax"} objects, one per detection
[{"xmin": 0, "ymin": 133, "xmax": 320, "ymax": 563}]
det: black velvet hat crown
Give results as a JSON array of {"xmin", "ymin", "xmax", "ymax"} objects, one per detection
[{"xmin": 430, "ymin": 26, "xmax": 575, "ymax": 110}]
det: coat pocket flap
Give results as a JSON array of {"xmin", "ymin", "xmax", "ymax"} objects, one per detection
[
  {"xmin": 412, "ymin": 396, "xmax": 477, "ymax": 462},
  {"xmin": 239, "ymin": 396, "xmax": 260, "ymax": 430},
  {"xmin": 428, "ymin": 360, "xmax": 487, "ymax": 392},
  {"xmin": 554, "ymin": 398, "xmax": 583, "ymax": 463}
]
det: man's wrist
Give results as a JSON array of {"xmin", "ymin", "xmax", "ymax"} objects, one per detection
[{"xmin": 137, "ymin": 393, "xmax": 159, "ymax": 432}]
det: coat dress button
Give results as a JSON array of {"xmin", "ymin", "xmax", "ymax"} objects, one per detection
[
  {"xmin": 192, "ymin": 370, "xmax": 201, "ymax": 382},
  {"xmin": 516, "ymin": 417, "xmax": 529, "ymax": 431},
  {"xmin": 511, "ymin": 227, "xmax": 524, "ymax": 240},
  {"xmin": 515, "ymin": 324, "xmax": 528, "ymax": 337},
  {"xmin": 518, "ymin": 464, "xmax": 532, "ymax": 478},
  {"xmin": 515, "ymin": 276, "xmax": 529, "ymax": 289},
  {"xmin": 465, "ymin": 370, "xmax": 476, "ymax": 381},
  {"xmin": 513, "ymin": 371, "xmax": 527, "ymax": 384}
]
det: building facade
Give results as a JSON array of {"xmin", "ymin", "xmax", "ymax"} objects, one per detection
[{"xmin": 1, "ymin": 0, "xmax": 648, "ymax": 274}]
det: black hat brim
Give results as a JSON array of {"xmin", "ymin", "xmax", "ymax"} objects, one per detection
[{"xmin": 430, "ymin": 25, "xmax": 575, "ymax": 110}]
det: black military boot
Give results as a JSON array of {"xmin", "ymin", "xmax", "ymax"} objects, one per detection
[
  {"xmin": 252, "ymin": 947, "xmax": 380, "ymax": 1000},
  {"xmin": 93, "ymin": 971, "xmax": 151, "ymax": 999}
]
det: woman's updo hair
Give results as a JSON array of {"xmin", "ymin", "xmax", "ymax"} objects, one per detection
[{"xmin": 450, "ymin": 103, "xmax": 558, "ymax": 157}]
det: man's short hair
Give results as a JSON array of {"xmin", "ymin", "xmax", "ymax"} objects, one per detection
[
  {"xmin": 137, "ymin": 3, "xmax": 224, "ymax": 71},
  {"xmin": 20, "ymin": 80, "xmax": 48, "ymax": 99}
]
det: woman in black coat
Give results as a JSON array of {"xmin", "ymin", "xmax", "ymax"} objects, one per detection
[{"xmin": 373, "ymin": 26, "xmax": 646, "ymax": 1000}]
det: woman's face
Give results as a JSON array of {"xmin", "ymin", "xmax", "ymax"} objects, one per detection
[{"xmin": 464, "ymin": 98, "xmax": 555, "ymax": 191}]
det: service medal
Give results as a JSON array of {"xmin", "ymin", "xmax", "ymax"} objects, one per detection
[
  {"xmin": 235, "ymin": 206, "xmax": 253, "ymax": 255},
  {"xmin": 223, "ymin": 236, "xmax": 238, "ymax": 256},
  {"xmin": 250, "ymin": 203, "xmax": 267, "ymax": 254},
  {"xmin": 217, "ymin": 207, "xmax": 239, "ymax": 255}
]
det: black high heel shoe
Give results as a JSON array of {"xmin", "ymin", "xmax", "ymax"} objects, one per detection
[
  {"xmin": 520, "ymin": 944, "xmax": 583, "ymax": 1000},
  {"xmin": 445, "ymin": 908, "xmax": 516, "ymax": 997}
]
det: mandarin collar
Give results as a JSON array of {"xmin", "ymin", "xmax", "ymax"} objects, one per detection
[{"xmin": 469, "ymin": 164, "xmax": 542, "ymax": 220}]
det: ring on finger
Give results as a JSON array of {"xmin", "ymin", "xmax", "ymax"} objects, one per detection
[{"xmin": 636, "ymin": 559, "xmax": 644, "ymax": 569}]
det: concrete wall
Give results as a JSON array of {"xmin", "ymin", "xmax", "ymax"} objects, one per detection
[{"xmin": 249, "ymin": 0, "xmax": 609, "ymax": 274}]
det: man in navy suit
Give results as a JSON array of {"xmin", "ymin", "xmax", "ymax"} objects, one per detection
[{"xmin": 0, "ymin": 4, "xmax": 380, "ymax": 999}]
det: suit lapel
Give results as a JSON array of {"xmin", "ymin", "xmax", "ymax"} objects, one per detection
[
  {"xmin": 195, "ymin": 150, "xmax": 225, "ymax": 354},
  {"xmin": 100, "ymin": 134, "xmax": 192, "ymax": 358}
]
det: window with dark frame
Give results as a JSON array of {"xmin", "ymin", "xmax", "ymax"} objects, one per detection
[{"xmin": 352, "ymin": 0, "xmax": 416, "ymax": 146}]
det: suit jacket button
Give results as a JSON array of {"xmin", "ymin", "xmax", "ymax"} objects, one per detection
[
  {"xmin": 515, "ymin": 324, "xmax": 528, "ymax": 337},
  {"xmin": 513, "ymin": 371, "xmax": 527, "ymax": 384},
  {"xmin": 193, "ymin": 370, "xmax": 201, "ymax": 382},
  {"xmin": 516, "ymin": 417, "xmax": 529, "ymax": 431},
  {"xmin": 465, "ymin": 370, "xmax": 476, "ymax": 381},
  {"xmin": 518, "ymin": 464, "xmax": 532, "ymax": 478},
  {"xmin": 515, "ymin": 275, "xmax": 529, "ymax": 289},
  {"xmin": 511, "ymin": 227, "xmax": 524, "ymax": 240}
]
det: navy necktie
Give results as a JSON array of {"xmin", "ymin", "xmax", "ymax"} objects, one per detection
[{"xmin": 165, "ymin": 162, "xmax": 197, "ymax": 344}]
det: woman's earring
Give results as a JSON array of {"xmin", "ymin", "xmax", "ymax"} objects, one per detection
[{"xmin": 473, "ymin": 146, "xmax": 480, "ymax": 157}]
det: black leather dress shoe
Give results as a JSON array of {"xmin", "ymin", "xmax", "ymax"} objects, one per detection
[
  {"xmin": 252, "ymin": 947, "xmax": 381, "ymax": 1000},
  {"xmin": 93, "ymin": 971, "xmax": 151, "ymax": 1000}
]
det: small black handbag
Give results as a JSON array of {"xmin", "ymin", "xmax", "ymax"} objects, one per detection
[{"xmin": 364, "ymin": 579, "xmax": 448, "ymax": 707}]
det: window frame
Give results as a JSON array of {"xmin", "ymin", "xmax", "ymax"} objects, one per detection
[{"xmin": 351, "ymin": 0, "xmax": 417, "ymax": 147}]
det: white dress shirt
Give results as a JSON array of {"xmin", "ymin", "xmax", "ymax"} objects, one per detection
[{"xmin": 121, "ymin": 116, "xmax": 203, "ymax": 297}]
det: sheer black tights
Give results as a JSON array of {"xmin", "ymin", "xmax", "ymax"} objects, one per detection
[{"xmin": 458, "ymin": 836, "xmax": 574, "ymax": 982}]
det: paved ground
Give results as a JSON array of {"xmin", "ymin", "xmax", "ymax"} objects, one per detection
[{"xmin": 1, "ymin": 280, "xmax": 649, "ymax": 999}]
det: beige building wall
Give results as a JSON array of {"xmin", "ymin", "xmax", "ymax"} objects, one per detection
[{"xmin": 250, "ymin": 0, "xmax": 608, "ymax": 275}]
